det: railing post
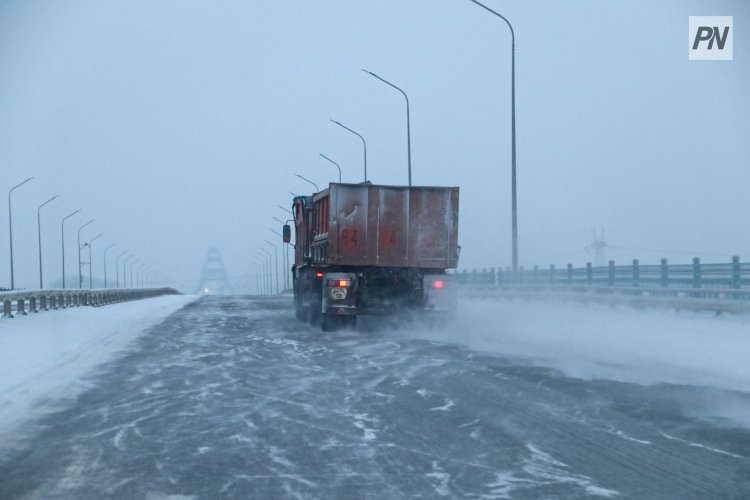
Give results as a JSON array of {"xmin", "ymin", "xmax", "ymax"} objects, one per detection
[
  {"xmin": 29, "ymin": 297, "xmax": 38, "ymax": 313},
  {"xmin": 17, "ymin": 299, "xmax": 27, "ymax": 316},
  {"xmin": 586, "ymin": 262, "xmax": 592, "ymax": 286},
  {"xmin": 549, "ymin": 264, "xmax": 555, "ymax": 285},
  {"xmin": 692, "ymin": 257, "xmax": 701, "ymax": 288},
  {"xmin": 608, "ymin": 260, "xmax": 615, "ymax": 286},
  {"xmin": 490, "ymin": 267, "xmax": 496, "ymax": 285},
  {"xmin": 567, "ymin": 263, "xmax": 573, "ymax": 285},
  {"xmin": 471, "ymin": 268, "xmax": 477, "ymax": 284},
  {"xmin": 660, "ymin": 258, "xmax": 669, "ymax": 288},
  {"xmin": 519, "ymin": 266, "xmax": 525, "ymax": 285},
  {"xmin": 40, "ymin": 295, "xmax": 48, "ymax": 311},
  {"xmin": 731, "ymin": 255, "xmax": 741, "ymax": 289},
  {"xmin": 632, "ymin": 259, "xmax": 640, "ymax": 288},
  {"xmin": 3, "ymin": 299, "xmax": 13, "ymax": 318},
  {"xmin": 533, "ymin": 265, "xmax": 539, "ymax": 284}
]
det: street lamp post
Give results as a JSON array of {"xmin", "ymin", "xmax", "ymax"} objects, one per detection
[
  {"xmin": 103, "ymin": 244, "xmax": 116, "ymax": 288},
  {"xmin": 294, "ymin": 173, "xmax": 319, "ymax": 192},
  {"xmin": 61, "ymin": 209, "xmax": 81, "ymax": 289},
  {"xmin": 87, "ymin": 233, "xmax": 103, "ymax": 288},
  {"xmin": 8, "ymin": 177, "xmax": 34, "ymax": 289},
  {"xmin": 270, "ymin": 228, "xmax": 287, "ymax": 290},
  {"xmin": 468, "ymin": 0, "xmax": 518, "ymax": 271},
  {"xmin": 319, "ymin": 153, "xmax": 342, "ymax": 183},
  {"xmin": 264, "ymin": 240, "xmax": 279, "ymax": 294},
  {"xmin": 77, "ymin": 220, "xmax": 94, "ymax": 288},
  {"xmin": 130, "ymin": 258, "xmax": 140, "ymax": 289},
  {"xmin": 123, "ymin": 255, "xmax": 134, "ymax": 288},
  {"xmin": 115, "ymin": 251, "xmax": 127, "ymax": 288},
  {"xmin": 363, "ymin": 69, "xmax": 412, "ymax": 186},
  {"xmin": 330, "ymin": 119, "xmax": 367, "ymax": 182},
  {"xmin": 260, "ymin": 248, "xmax": 274, "ymax": 294},
  {"xmin": 37, "ymin": 194, "xmax": 59, "ymax": 289},
  {"xmin": 254, "ymin": 255, "xmax": 267, "ymax": 295}
]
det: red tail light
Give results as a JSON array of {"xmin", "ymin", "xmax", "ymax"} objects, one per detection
[
  {"xmin": 315, "ymin": 272, "xmax": 324, "ymax": 278},
  {"xmin": 433, "ymin": 279, "xmax": 444, "ymax": 289}
]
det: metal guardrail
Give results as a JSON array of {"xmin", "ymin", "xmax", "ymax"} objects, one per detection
[
  {"xmin": 1, "ymin": 287, "xmax": 181, "ymax": 319},
  {"xmin": 454, "ymin": 256, "xmax": 750, "ymax": 291},
  {"xmin": 453, "ymin": 256, "xmax": 750, "ymax": 312}
]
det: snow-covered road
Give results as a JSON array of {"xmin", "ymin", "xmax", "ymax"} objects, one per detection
[{"xmin": 0, "ymin": 295, "xmax": 748, "ymax": 498}]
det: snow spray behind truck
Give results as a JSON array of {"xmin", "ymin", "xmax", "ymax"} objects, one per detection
[{"xmin": 283, "ymin": 182, "xmax": 459, "ymax": 331}]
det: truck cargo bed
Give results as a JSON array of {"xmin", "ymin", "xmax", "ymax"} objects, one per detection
[{"xmin": 295, "ymin": 183, "xmax": 459, "ymax": 269}]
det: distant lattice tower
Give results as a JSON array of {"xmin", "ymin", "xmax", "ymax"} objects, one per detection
[
  {"xmin": 588, "ymin": 228, "xmax": 608, "ymax": 267},
  {"xmin": 197, "ymin": 247, "xmax": 232, "ymax": 294}
]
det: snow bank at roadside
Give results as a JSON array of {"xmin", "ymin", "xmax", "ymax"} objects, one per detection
[
  {"xmin": 0, "ymin": 295, "xmax": 197, "ymax": 449},
  {"xmin": 410, "ymin": 298, "xmax": 750, "ymax": 394}
]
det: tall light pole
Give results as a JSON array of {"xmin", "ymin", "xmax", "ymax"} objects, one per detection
[
  {"xmin": 363, "ymin": 69, "xmax": 412, "ymax": 186},
  {"xmin": 260, "ymin": 248, "xmax": 274, "ymax": 294},
  {"xmin": 123, "ymin": 254, "xmax": 134, "ymax": 288},
  {"xmin": 115, "ymin": 250, "xmax": 126, "ymax": 288},
  {"xmin": 103, "ymin": 243, "xmax": 116, "ymax": 288},
  {"xmin": 264, "ymin": 239, "xmax": 279, "ymax": 294},
  {"xmin": 61, "ymin": 209, "xmax": 81, "ymax": 289},
  {"xmin": 468, "ymin": 0, "xmax": 518, "ymax": 271},
  {"xmin": 87, "ymin": 233, "xmax": 103, "ymax": 288},
  {"xmin": 130, "ymin": 258, "xmax": 140, "ymax": 289},
  {"xmin": 294, "ymin": 173, "xmax": 319, "ymax": 192},
  {"xmin": 254, "ymin": 255, "xmax": 267, "ymax": 295},
  {"xmin": 270, "ymin": 228, "xmax": 288, "ymax": 290},
  {"xmin": 37, "ymin": 194, "xmax": 59, "ymax": 289},
  {"xmin": 8, "ymin": 177, "xmax": 34, "ymax": 289},
  {"xmin": 136, "ymin": 264, "xmax": 146, "ymax": 288},
  {"xmin": 319, "ymin": 153, "xmax": 342, "ymax": 183},
  {"xmin": 331, "ymin": 119, "xmax": 367, "ymax": 182},
  {"xmin": 77, "ymin": 219, "xmax": 94, "ymax": 288}
]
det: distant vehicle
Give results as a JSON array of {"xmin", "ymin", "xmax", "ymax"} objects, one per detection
[{"xmin": 284, "ymin": 182, "xmax": 459, "ymax": 331}]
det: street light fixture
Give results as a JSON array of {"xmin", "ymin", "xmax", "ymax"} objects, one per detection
[
  {"xmin": 61, "ymin": 209, "xmax": 81, "ymax": 289},
  {"xmin": 468, "ymin": 0, "xmax": 518, "ymax": 271},
  {"xmin": 87, "ymin": 232, "xmax": 104, "ymax": 288},
  {"xmin": 362, "ymin": 69, "xmax": 412, "ymax": 186},
  {"xmin": 103, "ymin": 243, "xmax": 116, "ymax": 288},
  {"xmin": 77, "ymin": 219, "xmax": 94, "ymax": 288},
  {"xmin": 330, "ymin": 119, "xmax": 367, "ymax": 182},
  {"xmin": 130, "ymin": 258, "xmax": 140, "ymax": 289},
  {"xmin": 264, "ymin": 239, "xmax": 279, "ymax": 294},
  {"xmin": 319, "ymin": 153, "xmax": 342, "ymax": 183},
  {"xmin": 270, "ymin": 228, "xmax": 288, "ymax": 291},
  {"xmin": 8, "ymin": 176, "xmax": 34, "ymax": 289},
  {"xmin": 294, "ymin": 173, "xmax": 319, "ymax": 192},
  {"xmin": 122, "ymin": 254, "xmax": 134, "ymax": 288},
  {"xmin": 260, "ymin": 248, "xmax": 274, "ymax": 294},
  {"xmin": 115, "ymin": 251, "xmax": 127, "ymax": 288},
  {"xmin": 37, "ymin": 194, "xmax": 59, "ymax": 289},
  {"xmin": 254, "ymin": 254, "xmax": 268, "ymax": 295}
]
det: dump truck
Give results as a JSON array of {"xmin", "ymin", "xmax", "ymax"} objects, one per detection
[{"xmin": 283, "ymin": 182, "xmax": 459, "ymax": 331}]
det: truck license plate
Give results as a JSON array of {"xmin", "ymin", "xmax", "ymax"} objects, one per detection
[{"xmin": 330, "ymin": 287, "xmax": 347, "ymax": 300}]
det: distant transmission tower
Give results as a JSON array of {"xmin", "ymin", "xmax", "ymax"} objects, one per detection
[
  {"xmin": 197, "ymin": 247, "xmax": 232, "ymax": 294},
  {"xmin": 587, "ymin": 228, "xmax": 608, "ymax": 267}
]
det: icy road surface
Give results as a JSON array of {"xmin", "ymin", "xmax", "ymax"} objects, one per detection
[{"xmin": 1, "ymin": 295, "xmax": 749, "ymax": 499}]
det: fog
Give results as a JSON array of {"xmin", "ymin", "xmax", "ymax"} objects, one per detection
[{"xmin": 1, "ymin": 0, "xmax": 748, "ymax": 292}]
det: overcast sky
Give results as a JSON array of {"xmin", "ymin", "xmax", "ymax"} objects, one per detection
[{"xmin": 1, "ymin": 0, "xmax": 748, "ymax": 291}]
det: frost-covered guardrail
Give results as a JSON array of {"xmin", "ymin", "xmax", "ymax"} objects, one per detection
[
  {"xmin": 1, "ymin": 287, "xmax": 181, "ymax": 319},
  {"xmin": 453, "ymin": 256, "xmax": 750, "ymax": 312}
]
